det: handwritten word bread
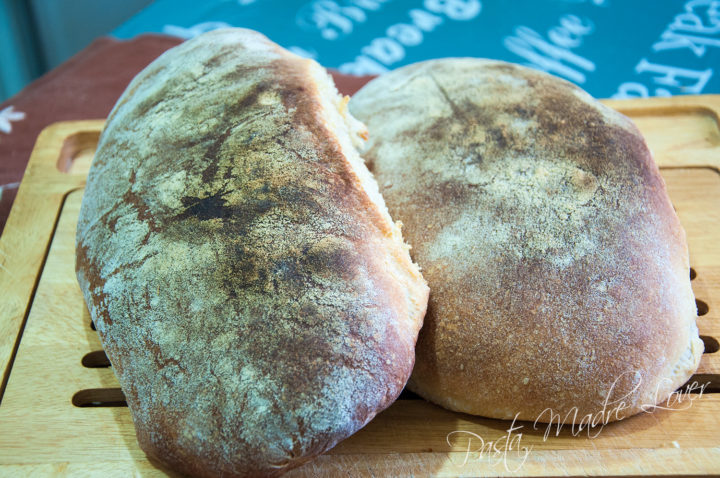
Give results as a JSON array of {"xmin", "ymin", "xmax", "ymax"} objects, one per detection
[
  {"xmin": 350, "ymin": 58, "xmax": 703, "ymax": 423},
  {"xmin": 75, "ymin": 29, "xmax": 428, "ymax": 477}
]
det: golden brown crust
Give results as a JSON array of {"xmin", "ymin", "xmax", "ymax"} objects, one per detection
[
  {"xmin": 350, "ymin": 58, "xmax": 702, "ymax": 423},
  {"xmin": 75, "ymin": 29, "xmax": 427, "ymax": 477}
]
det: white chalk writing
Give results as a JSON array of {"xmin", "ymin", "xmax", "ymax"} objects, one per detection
[
  {"xmin": 613, "ymin": 0, "xmax": 717, "ymax": 98},
  {"xmin": 504, "ymin": 14, "xmax": 595, "ymax": 84},
  {"xmin": 339, "ymin": 0, "xmax": 482, "ymax": 75}
]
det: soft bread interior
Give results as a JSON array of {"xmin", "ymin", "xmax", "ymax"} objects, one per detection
[
  {"xmin": 308, "ymin": 61, "xmax": 394, "ymax": 235},
  {"xmin": 305, "ymin": 58, "xmax": 428, "ymax": 330}
]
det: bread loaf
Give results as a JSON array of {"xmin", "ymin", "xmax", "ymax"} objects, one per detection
[
  {"xmin": 349, "ymin": 58, "xmax": 703, "ymax": 423},
  {"xmin": 75, "ymin": 28, "xmax": 428, "ymax": 477}
]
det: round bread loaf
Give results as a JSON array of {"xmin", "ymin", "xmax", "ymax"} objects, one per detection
[
  {"xmin": 349, "ymin": 58, "xmax": 703, "ymax": 423},
  {"xmin": 75, "ymin": 29, "xmax": 428, "ymax": 477}
]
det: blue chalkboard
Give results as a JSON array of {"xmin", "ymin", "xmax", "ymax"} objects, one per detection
[{"xmin": 113, "ymin": 0, "xmax": 720, "ymax": 99}]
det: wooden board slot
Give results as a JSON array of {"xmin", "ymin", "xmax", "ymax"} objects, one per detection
[
  {"xmin": 81, "ymin": 350, "xmax": 111, "ymax": 368},
  {"xmin": 72, "ymin": 388, "xmax": 126, "ymax": 408},
  {"xmin": 701, "ymin": 336, "xmax": 719, "ymax": 354},
  {"xmin": 697, "ymin": 298, "xmax": 710, "ymax": 316}
]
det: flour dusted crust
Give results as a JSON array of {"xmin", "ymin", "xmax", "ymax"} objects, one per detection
[
  {"xmin": 349, "ymin": 58, "xmax": 702, "ymax": 423},
  {"xmin": 75, "ymin": 29, "xmax": 428, "ymax": 477}
]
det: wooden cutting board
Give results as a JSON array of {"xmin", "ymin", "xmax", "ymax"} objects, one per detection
[{"xmin": 0, "ymin": 95, "xmax": 719, "ymax": 477}]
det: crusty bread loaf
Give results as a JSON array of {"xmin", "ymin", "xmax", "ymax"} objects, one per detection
[
  {"xmin": 349, "ymin": 58, "xmax": 703, "ymax": 423},
  {"xmin": 75, "ymin": 28, "xmax": 428, "ymax": 477}
]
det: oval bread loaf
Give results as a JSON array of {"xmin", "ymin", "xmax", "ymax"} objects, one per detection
[
  {"xmin": 75, "ymin": 28, "xmax": 428, "ymax": 477},
  {"xmin": 349, "ymin": 58, "xmax": 703, "ymax": 423}
]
